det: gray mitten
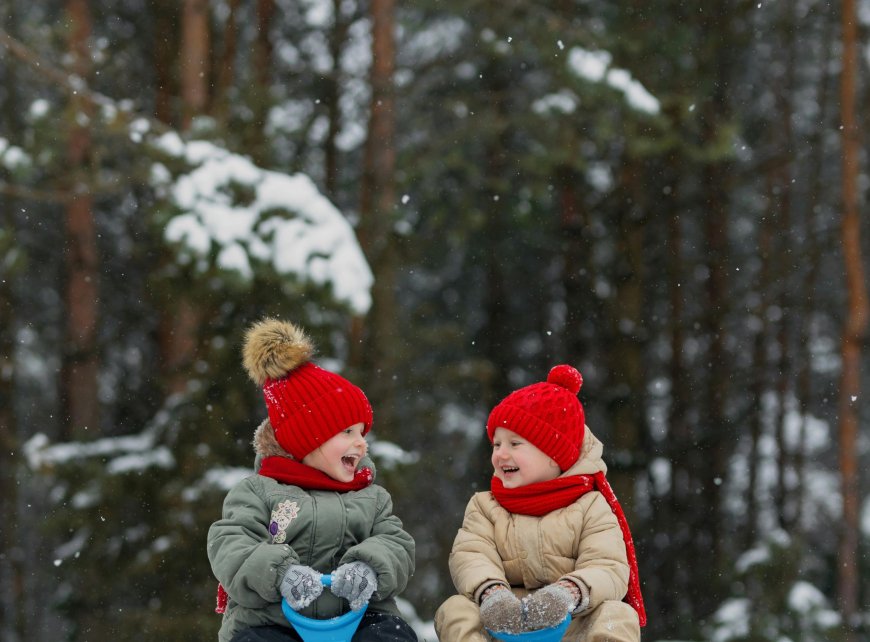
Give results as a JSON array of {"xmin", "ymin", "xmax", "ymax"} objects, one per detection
[
  {"xmin": 479, "ymin": 587, "xmax": 524, "ymax": 634},
  {"xmin": 331, "ymin": 561, "xmax": 377, "ymax": 611},
  {"xmin": 280, "ymin": 564, "xmax": 324, "ymax": 610},
  {"xmin": 522, "ymin": 584, "xmax": 576, "ymax": 631}
]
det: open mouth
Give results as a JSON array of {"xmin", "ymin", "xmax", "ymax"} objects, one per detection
[
  {"xmin": 501, "ymin": 466, "xmax": 519, "ymax": 474},
  {"xmin": 341, "ymin": 455, "xmax": 360, "ymax": 471}
]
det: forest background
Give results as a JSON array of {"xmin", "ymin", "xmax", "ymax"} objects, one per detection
[{"xmin": 0, "ymin": 0, "xmax": 868, "ymax": 641}]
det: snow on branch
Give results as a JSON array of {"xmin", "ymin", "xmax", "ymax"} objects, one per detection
[
  {"xmin": 567, "ymin": 47, "xmax": 661, "ymax": 115},
  {"xmin": 149, "ymin": 130, "xmax": 373, "ymax": 315}
]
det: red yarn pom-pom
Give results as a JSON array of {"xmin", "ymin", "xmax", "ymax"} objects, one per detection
[{"xmin": 547, "ymin": 364, "xmax": 583, "ymax": 394}]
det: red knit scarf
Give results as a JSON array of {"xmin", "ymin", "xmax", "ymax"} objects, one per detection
[
  {"xmin": 491, "ymin": 471, "xmax": 647, "ymax": 627},
  {"xmin": 258, "ymin": 456, "xmax": 374, "ymax": 491},
  {"xmin": 214, "ymin": 457, "xmax": 375, "ymax": 615}
]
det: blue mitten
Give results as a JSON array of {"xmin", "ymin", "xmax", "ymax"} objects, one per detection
[
  {"xmin": 280, "ymin": 564, "xmax": 323, "ymax": 610},
  {"xmin": 331, "ymin": 561, "xmax": 377, "ymax": 610}
]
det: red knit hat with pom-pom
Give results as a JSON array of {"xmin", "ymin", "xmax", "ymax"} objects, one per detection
[
  {"xmin": 486, "ymin": 365, "xmax": 585, "ymax": 471},
  {"xmin": 242, "ymin": 318, "xmax": 372, "ymax": 460}
]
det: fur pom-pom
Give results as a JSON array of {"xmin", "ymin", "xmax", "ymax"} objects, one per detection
[{"xmin": 242, "ymin": 318, "xmax": 314, "ymax": 385}]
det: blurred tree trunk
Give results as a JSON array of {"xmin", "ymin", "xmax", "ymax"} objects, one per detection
[
  {"xmin": 61, "ymin": 0, "xmax": 100, "ymax": 439},
  {"xmin": 606, "ymin": 161, "xmax": 648, "ymax": 511},
  {"xmin": 795, "ymin": 11, "xmax": 835, "ymax": 534},
  {"xmin": 249, "ymin": 0, "xmax": 274, "ymax": 164},
  {"xmin": 478, "ymin": 57, "xmax": 512, "ymax": 407},
  {"xmin": 324, "ymin": 0, "xmax": 350, "ymax": 198},
  {"xmin": 180, "ymin": 0, "xmax": 210, "ymax": 130},
  {"xmin": 836, "ymin": 0, "xmax": 865, "ymax": 632},
  {"xmin": 696, "ymin": 1, "xmax": 742, "ymax": 611},
  {"xmin": 0, "ymin": 200, "xmax": 21, "ymax": 642},
  {"xmin": 771, "ymin": 0, "xmax": 797, "ymax": 531},
  {"xmin": 358, "ymin": 0, "xmax": 399, "ymax": 437},
  {"xmin": 152, "ymin": 0, "xmax": 179, "ymax": 125},
  {"xmin": 556, "ymin": 163, "xmax": 595, "ymax": 363},
  {"xmin": 665, "ymin": 156, "xmax": 693, "ymax": 622},
  {"xmin": 213, "ymin": 0, "xmax": 240, "ymax": 127},
  {"xmin": 160, "ymin": 0, "xmax": 210, "ymax": 395},
  {"xmin": 747, "ymin": 177, "xmax": 773, "ymax": 547}
]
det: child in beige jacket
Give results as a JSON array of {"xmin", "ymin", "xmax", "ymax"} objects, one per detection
[{"xmin": 435, "ymin": 365, "xmax": 645, "ymax": 641}]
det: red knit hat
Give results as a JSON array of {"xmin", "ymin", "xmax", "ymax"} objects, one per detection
[
  {"xmin": 242, "ymin": 319, "xmax": 372, "ymax": 460},
  {"xmin": 486, "ymin": 365, "xmax": 585, "ymax": 471}
]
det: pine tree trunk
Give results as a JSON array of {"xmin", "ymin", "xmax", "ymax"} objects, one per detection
[
  {"xmin": 152, "ymin": 0, "xmax": 179, "ymax": 124},
  {"xmin": 770, "ymin": 0, "xmax": 798, "ymax": 530},
  {"xmin": 213, "ymin": 0, "xmax": 240, "ymax": 126},
  {"xmin": 747, "ymin": 177, "xmax": 773, "ymax": 547},
  {"xmin": 61, "ymin": 0, "xmax": 100, "ymax": 439},
  {"xmin": 836, "ymin": 0, "xmax": 865, "ymax": 633},
  {"xmin": 159, "ymin": 0, "xmax": 210, "ymax": 395},
  {"xmin": 795, "ymin": 11, "xmax": 835, "ymax": 534},
  {"xmin": 358, "ymin": 0, "xmax": 399, "ymax": 438},
  {"xmin": 180, "ymin": 0, "xmax": 210, "ymax": 129},
  {"xmin": 0, "ymin": 203, "xmax": 21, "ymax": 642},
  {"xmin": 249, "ymin": 0, "xmax": 274, "ymax": 164},
  {"xmin": 324, "ymin": 0, "xmax": 349, "ymax": 198},
  {"xmin": 606, "ymin": 161, "xmax": 647, "ymax": 512}
]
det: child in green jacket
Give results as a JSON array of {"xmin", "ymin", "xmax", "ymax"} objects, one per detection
[{"xmin": 208, "ymin": 319, "xmax": 417, "ymax": 642}]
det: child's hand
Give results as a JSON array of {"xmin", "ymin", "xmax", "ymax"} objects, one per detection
[
  {"xmin": 479, "ymin": 586, "xmax": 523, "ymax": 634},
  {"xmin": 280, "ymin": 565, "xmax": 324, "ymax": 610},
  {"xmin": 331, "ymin": 561, "xmax": 377, "ymax": 611},
  {"xmin": 522, "ymin": 582, "xmax": 578, "ymax": 630}
]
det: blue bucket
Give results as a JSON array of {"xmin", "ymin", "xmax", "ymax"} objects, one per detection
[
  {"xmin": 486, "ymin": 614, "xmax": 571, "ymax": 642},
  {"xmin": 281, "ymin": 574, "xmax": 367, "ymax": 642}
]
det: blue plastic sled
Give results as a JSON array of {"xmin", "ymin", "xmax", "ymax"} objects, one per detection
[
  {"xmin": 486, "ymin": 614, "xmax": 571, "ymax": 642},
  {"xmin": 281, "ymin": 573, "xmax": 367, "ymax": 642}
]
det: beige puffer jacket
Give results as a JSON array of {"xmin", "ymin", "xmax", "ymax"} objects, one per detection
[{"xmin": 448, "ymin": 428, "xmax": 629, "ymax": 612}]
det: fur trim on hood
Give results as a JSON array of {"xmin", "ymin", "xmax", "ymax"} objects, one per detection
[
  {"xmin": 253, "ymin": 418, "xmax": 291, "ymax": 459},
  {"xmin": 562, "ymin": 427, "xmax": 607, "ymax": 477}
]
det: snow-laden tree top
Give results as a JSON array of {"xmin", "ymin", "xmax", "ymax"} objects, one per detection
[{"xmin": 146, "ymin": 126, "xmax": 373, "ymax": 315}]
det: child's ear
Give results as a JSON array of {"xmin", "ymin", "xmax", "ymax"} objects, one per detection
[{"xmin": 549, "ymin": 459, "xmax": 560, "ymax": 469}]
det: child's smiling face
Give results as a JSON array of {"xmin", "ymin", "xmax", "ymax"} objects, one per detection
[
  {"xmin": 302, "ymin": 422, "xmax": 368, "ymax": 482},
  {"xmin": 491, "ymin": 427, "xmax": 561, "ymax": 488}
]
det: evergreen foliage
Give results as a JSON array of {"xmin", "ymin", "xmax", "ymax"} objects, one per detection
[{"xmin": 0, "ymin": 1, "xmax": 867, "ymax": 640}]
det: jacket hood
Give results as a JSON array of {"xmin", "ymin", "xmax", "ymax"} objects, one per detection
[
  {"xmin": 251, "ymin": 418, "xmax": 377, "ymax": 478},
  {"xmin": 561, "ymin": 427, "xmax": 607, "ymax": 477}
]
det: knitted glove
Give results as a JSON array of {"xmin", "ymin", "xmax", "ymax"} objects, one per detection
[
  {"xmin": 479, "ymin": 586, "xmax": 524, "ymax": 634},
  {"xmin": 331, "ymin": 561, "xmax": 378, "ymax": 611},
  {"xmin": 522, "ymin": 583, "xmax": 577, "ymax": 631},
  {"xmin": 280, "ymin": 565, "xmax": 324, "ymax": 611}
]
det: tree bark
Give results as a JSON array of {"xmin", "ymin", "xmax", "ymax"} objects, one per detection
[
  {"xmin": 324, "ymin": 0, "xmax": 350, "ymax": 198},
  {"xmin": 795, "ymin": 9, "xmax": 835, "ymax": 534},
  {"xmin": 248, "ymin": 0, "xmax": 274, "ymax": 164},
  {"xmin": 747, "ymin": 175, "xmax": 774, "ymax": 548},
  {"xmin": 152, "ymin": 0, "xmax": 179, "ymax": 124},
  {"xmin": 358, "ymin": 0, "xmax": 400, "ymax": 438},
  {"xmin": 770, "ymin": 0, "xmax": 798, "ymax": 531},
  {"xmin": 836, "ymin": 0, "xmax": 865, "ymax": 632},
  {"xmin": 606, "ymin": 161, "xmax": 648, "ymax": 511},
  {"xmin": 61, "ymin": 0, "xmax": 100, "ymax": 439},
  {"xmin": 180, "ymin": 0, "xmax": 210, "ymax": 129},
  {"xmin": 159, "ymin": 0, "xmax": 211, "ymax": 395},
  {"xmin": 212, "ymin": 0, "xmax": 240, "ymax": 126}
]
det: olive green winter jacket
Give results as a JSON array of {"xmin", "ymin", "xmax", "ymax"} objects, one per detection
[{"xmin": 207, "ymin": 420, "xmax": 415, "ymax": 642}]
